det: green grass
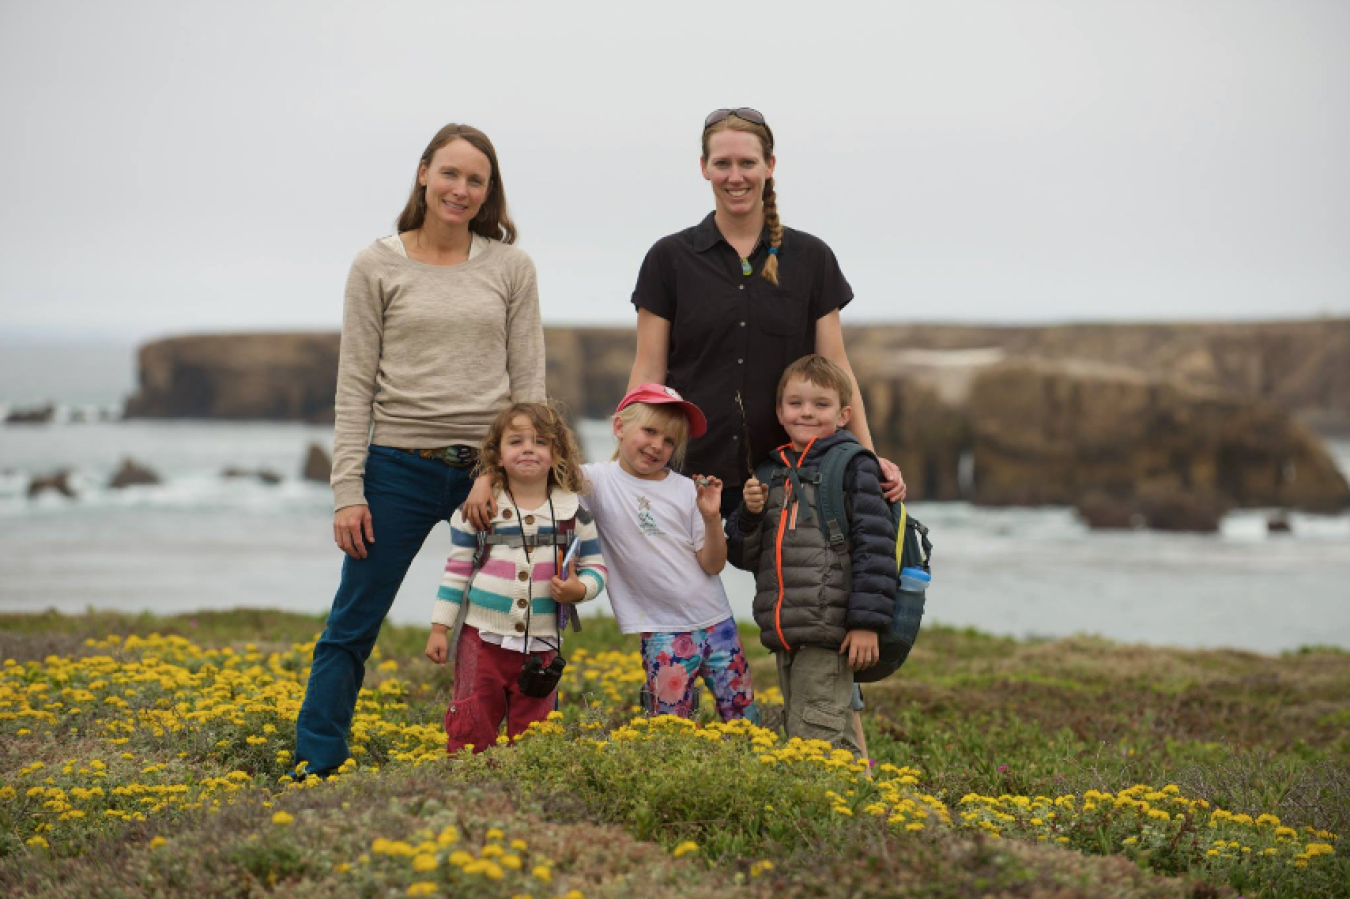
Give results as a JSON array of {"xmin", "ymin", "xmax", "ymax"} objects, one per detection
[{"xmin": 1, "ymin": 608, "xmax": 1346, "ymax": 897}]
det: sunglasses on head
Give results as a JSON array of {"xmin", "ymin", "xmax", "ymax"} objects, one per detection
[{"xmin": 703, "ymin": 107, "xmax": 767, "ymax": 129}]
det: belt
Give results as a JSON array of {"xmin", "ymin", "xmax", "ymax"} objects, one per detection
[{"xmin": 398, "ymin": 445, "xmax": 479, "ymax": 468}]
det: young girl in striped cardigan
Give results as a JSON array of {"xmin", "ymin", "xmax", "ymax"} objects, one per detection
[{"xmin": 424, "ymin": 402, "xmax": 606, "ymax": 753}]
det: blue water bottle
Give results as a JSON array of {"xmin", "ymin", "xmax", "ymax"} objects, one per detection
[{"xmin": 899, "ymin": 567, "xmax": 931, "ymax": 595}]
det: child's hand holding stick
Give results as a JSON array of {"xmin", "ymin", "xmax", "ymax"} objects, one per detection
[{"xmin": 742, "ymin": 476, "xmax": 768, "ymax": 515}]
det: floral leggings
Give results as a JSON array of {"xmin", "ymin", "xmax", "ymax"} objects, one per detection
[{"xmin": 640, "ymin": 617, "xmax": 760, "ymax": 724}]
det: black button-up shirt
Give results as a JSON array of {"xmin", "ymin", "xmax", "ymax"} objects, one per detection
[{"xmin": 631, "ymin": 212, "xmax": 853, "ymax": 488}]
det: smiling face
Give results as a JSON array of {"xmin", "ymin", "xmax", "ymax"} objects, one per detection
[
  {"xmin": 777, "ymin": 375, "xmax": 852, "ymax": 452},
  {"xmin": 417, "ymin": 138, "xmax": 492, "ymax": 231},
  {"xmin": 613, "ymin": 413, "xmax": 680, "ymax": 481},
  {"xmin": 701, "ymin": 129, "xmax": 775, "ymax": 220},
  {"xmin": 499, "ymin": 415, "xmax": 555, "ymax": 488}
]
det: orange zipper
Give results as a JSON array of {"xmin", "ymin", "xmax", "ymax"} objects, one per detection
[{"xmin": 771, "ymin": 438, "xmax": 816, "ymax": 652}]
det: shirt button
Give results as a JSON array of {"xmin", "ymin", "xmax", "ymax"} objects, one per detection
[
  {"xmin": 740, "ymin": 321, "xmax": 746, "ymax": 326},
  {"xmin": 517, "ymin": 571, "xmax": 528, "ymax": 582},
  {"xmin": 517, "ymin": 598, "xmax": 528, "ymax": 609},
  {"xmin": 738, "ymin": 359, "xmax": 744, "ymax": 364},
  {"xmin": 732, "ymin": 436, "xmax": 739, "ymax": 441},
  {"xmin": 515, "ymin": 622, "xmax": 526, "ymax": 633},
  {"xmin": 738, "ymin": 284, "xmax": 745, "ymax": 290},
  {"xmin": 524, "ymin": 514, "xmax": 535, "ymax": 525}
]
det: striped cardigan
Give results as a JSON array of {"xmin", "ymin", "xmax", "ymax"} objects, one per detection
[{"xmin": 433, "ymin": 487, "xmax": 606, "ymax": 643}]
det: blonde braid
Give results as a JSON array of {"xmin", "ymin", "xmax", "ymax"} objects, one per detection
[{"xmin": 760, "ymin": 176, "xmax": 783, "ymax": 286}]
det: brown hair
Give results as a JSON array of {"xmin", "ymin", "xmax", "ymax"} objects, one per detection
[
  {"xmin": 701, "ymin": 114, "xmax": 782, "ymax": 286},
  {"xmin": 776, "ymin": 354, "xmax": 854, "ymax": 408},
  {"xmin": 395, "ymin": 123, "xmax": 518, "ymax": 244},
  {"xmin": 611, "ymin": 402, "xmax": 692, "ymax": 469},
  {"xmin": 477, "ymin": 402, "xmax": 587, "ymax": 494}
]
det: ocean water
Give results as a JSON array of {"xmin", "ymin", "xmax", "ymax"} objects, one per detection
[{"xmin": 2, "ymin": 408, "xmax": 1348, "ymax": 654}]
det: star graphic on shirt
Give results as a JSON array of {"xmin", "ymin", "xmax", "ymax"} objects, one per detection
[{"xmin": 637, "ymin": 496, "xmax": 651, "ymax": 511}]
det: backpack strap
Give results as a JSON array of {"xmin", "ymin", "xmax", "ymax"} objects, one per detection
[
  {"xmin": 753, "ymin": 459, "xmax": 782, "ymax": 490},
  {"xmin": 483, "ymin": 533, "xmax": 566, "ymax": 548},
  {"xmin": 817, "ymin": 442, "xmax": 876, "ymax": 548},
  {"xmin": 453, "ymin": 523, "xmax": 492, "ymax": 665}
]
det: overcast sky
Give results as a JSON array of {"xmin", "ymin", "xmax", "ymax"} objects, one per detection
[{"xmin": 1, "ymin": 0, "xmax": 1347, "ymax": 343}]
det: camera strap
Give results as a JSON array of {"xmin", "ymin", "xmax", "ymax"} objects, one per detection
[{"xmin": 504, "ymin": 486, "xmax": 563, "ymax": 659}]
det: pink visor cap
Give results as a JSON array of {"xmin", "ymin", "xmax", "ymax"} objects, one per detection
[{"xmin": 615, "ymin": 384, "xmax": 709, "ymax": 438}]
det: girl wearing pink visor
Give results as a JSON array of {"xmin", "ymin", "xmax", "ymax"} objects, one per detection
[{"xmin": 579, "ymin": 384, "xmax": 759, "ymax": 722}]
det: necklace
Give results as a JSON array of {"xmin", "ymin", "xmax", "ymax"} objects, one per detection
[{"xmin": 739, "ymin": 256, "xmax": 752, "ymax": 276}]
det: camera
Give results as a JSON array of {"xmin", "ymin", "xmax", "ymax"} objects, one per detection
[{"xmin": 518, "ymin": 653, "xmax": 566, "ymax": 698}]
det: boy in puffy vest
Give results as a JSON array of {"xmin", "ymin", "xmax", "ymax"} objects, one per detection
[{"xmin": 725, "ymin": 354, "xmax": 897, "ymax": 755}]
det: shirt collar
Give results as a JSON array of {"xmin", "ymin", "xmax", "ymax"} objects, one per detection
[{"xmin": 689, "ymin": 211, "xmax": 777, "ymax": 255}]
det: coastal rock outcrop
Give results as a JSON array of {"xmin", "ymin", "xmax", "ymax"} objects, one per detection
[
  {"xmin": 28, "ymin": 470, "xmax": 75, "ymax": 499},
  {"xmin": 302, "ymin": 444, "xmax": 331, "ymax": 483},
  {"xmin": 6, "ymin": 404, "xmax": 55, "ymax": 424},
  {"xmin": 125, "ymin": 334, "xmax": 339, "ymax": 421},
  {"xmin": 857, "ymin": 354, "xmax": 1350, "ymax": 513},
  {"xmin": 222, "ymin": 467, "xmax": 282, "ymax": 485},
  {"xmin": 119, "ymin": 322, "xmax": 1350, "ymax": 513},
  {"xmin": 109, "ymin": 458, "xmax": 161, "ymax": 489}
]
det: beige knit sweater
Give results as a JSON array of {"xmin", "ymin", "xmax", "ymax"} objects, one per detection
[{"xmin": 331, "ymin": 238, "xmax": 546, "ymax": 510}]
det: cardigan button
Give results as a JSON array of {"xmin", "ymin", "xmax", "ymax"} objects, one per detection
[
  {"xmin": 524, "ymin": 514, "xmax": 535, "ymax": 525},
  {"xmin": 517, "ymin": 571, "xmax": 529, "ymax": 582},
  {"xmin": 517, "ymin": 598, "xmax": 528, "ymax": 609},
  {"xmin": 514, "ymin": 622, "xmax": 526, "ymax": 633},
  {"xmin": 502, "ymin": 508, "xmax": 513, "ymax": 519}
]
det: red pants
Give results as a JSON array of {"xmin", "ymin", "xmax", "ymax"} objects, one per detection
[{"xmin": 444, "ymin": 625, "xmax": 557, "ymax": 754}]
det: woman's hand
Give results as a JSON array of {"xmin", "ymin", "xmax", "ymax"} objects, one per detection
[
  {"xmin": 742, "ymin": 477, "xmax": 768, "ymax": 515},
  {"xmin": 424, "ymin": 626, "xmax": 450, "ymax": 665},
  {"xmin": 462, "ymin": 473, "xmax": 497, "ymax": 531},
  {"xmin": 878, "ymin": 457, "xmax": 907, "ymax": 503},
  {"xmin": 334, "ymin": 504, "xmax": 374, "ymax": 559},
  {"xmin": 550, "ymin": 559, "xmax": 587, "ymax": 604},
  {"xmin": 693, "ymin": 475, "xmax": 723, "ymax": 521}
]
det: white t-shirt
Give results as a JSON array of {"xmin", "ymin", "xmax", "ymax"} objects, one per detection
[{"xmin": 581, "ymin": 461, "xmax": 732, "ymax": 634}]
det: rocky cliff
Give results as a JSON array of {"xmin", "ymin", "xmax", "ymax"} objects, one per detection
[
  {"xmin": 124, "ymin": 321, "xmax": 1350, "ymax": 511},
  {"xmin": 125, "ymin": 333, "xmax": 340, "ymax": 422},
  {"xmin": 856, "ymin": 353, "xmax": 1348, "ymax": 511}
]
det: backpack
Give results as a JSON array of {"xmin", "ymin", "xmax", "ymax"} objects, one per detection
[{"xmin": 753, "ymin": 443, "xmax": 932, "ymax": 683}]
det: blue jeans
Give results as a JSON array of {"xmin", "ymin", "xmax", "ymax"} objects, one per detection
[{"xmin": 295, "ymin": 445, "xmax": 473, "ymax": 774}]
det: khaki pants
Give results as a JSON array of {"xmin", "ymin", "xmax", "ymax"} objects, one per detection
[{"xmin": 775, "ymin": 646, "xmax": 860, "ymax": 757}]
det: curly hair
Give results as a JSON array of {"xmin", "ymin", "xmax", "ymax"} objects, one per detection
[{"xmin": 476, "ymin": 402, "xmax": 588, "ymax": 495}]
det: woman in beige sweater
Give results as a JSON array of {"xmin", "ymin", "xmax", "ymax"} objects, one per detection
[{"xmin": 295, "ymin": 123, "xmax": 546, "ymax": 778}]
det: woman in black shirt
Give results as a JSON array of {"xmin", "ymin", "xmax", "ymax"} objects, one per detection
[{"xmin": 628, "ymin": 107, "xmax": 905, "ymax": 514}]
